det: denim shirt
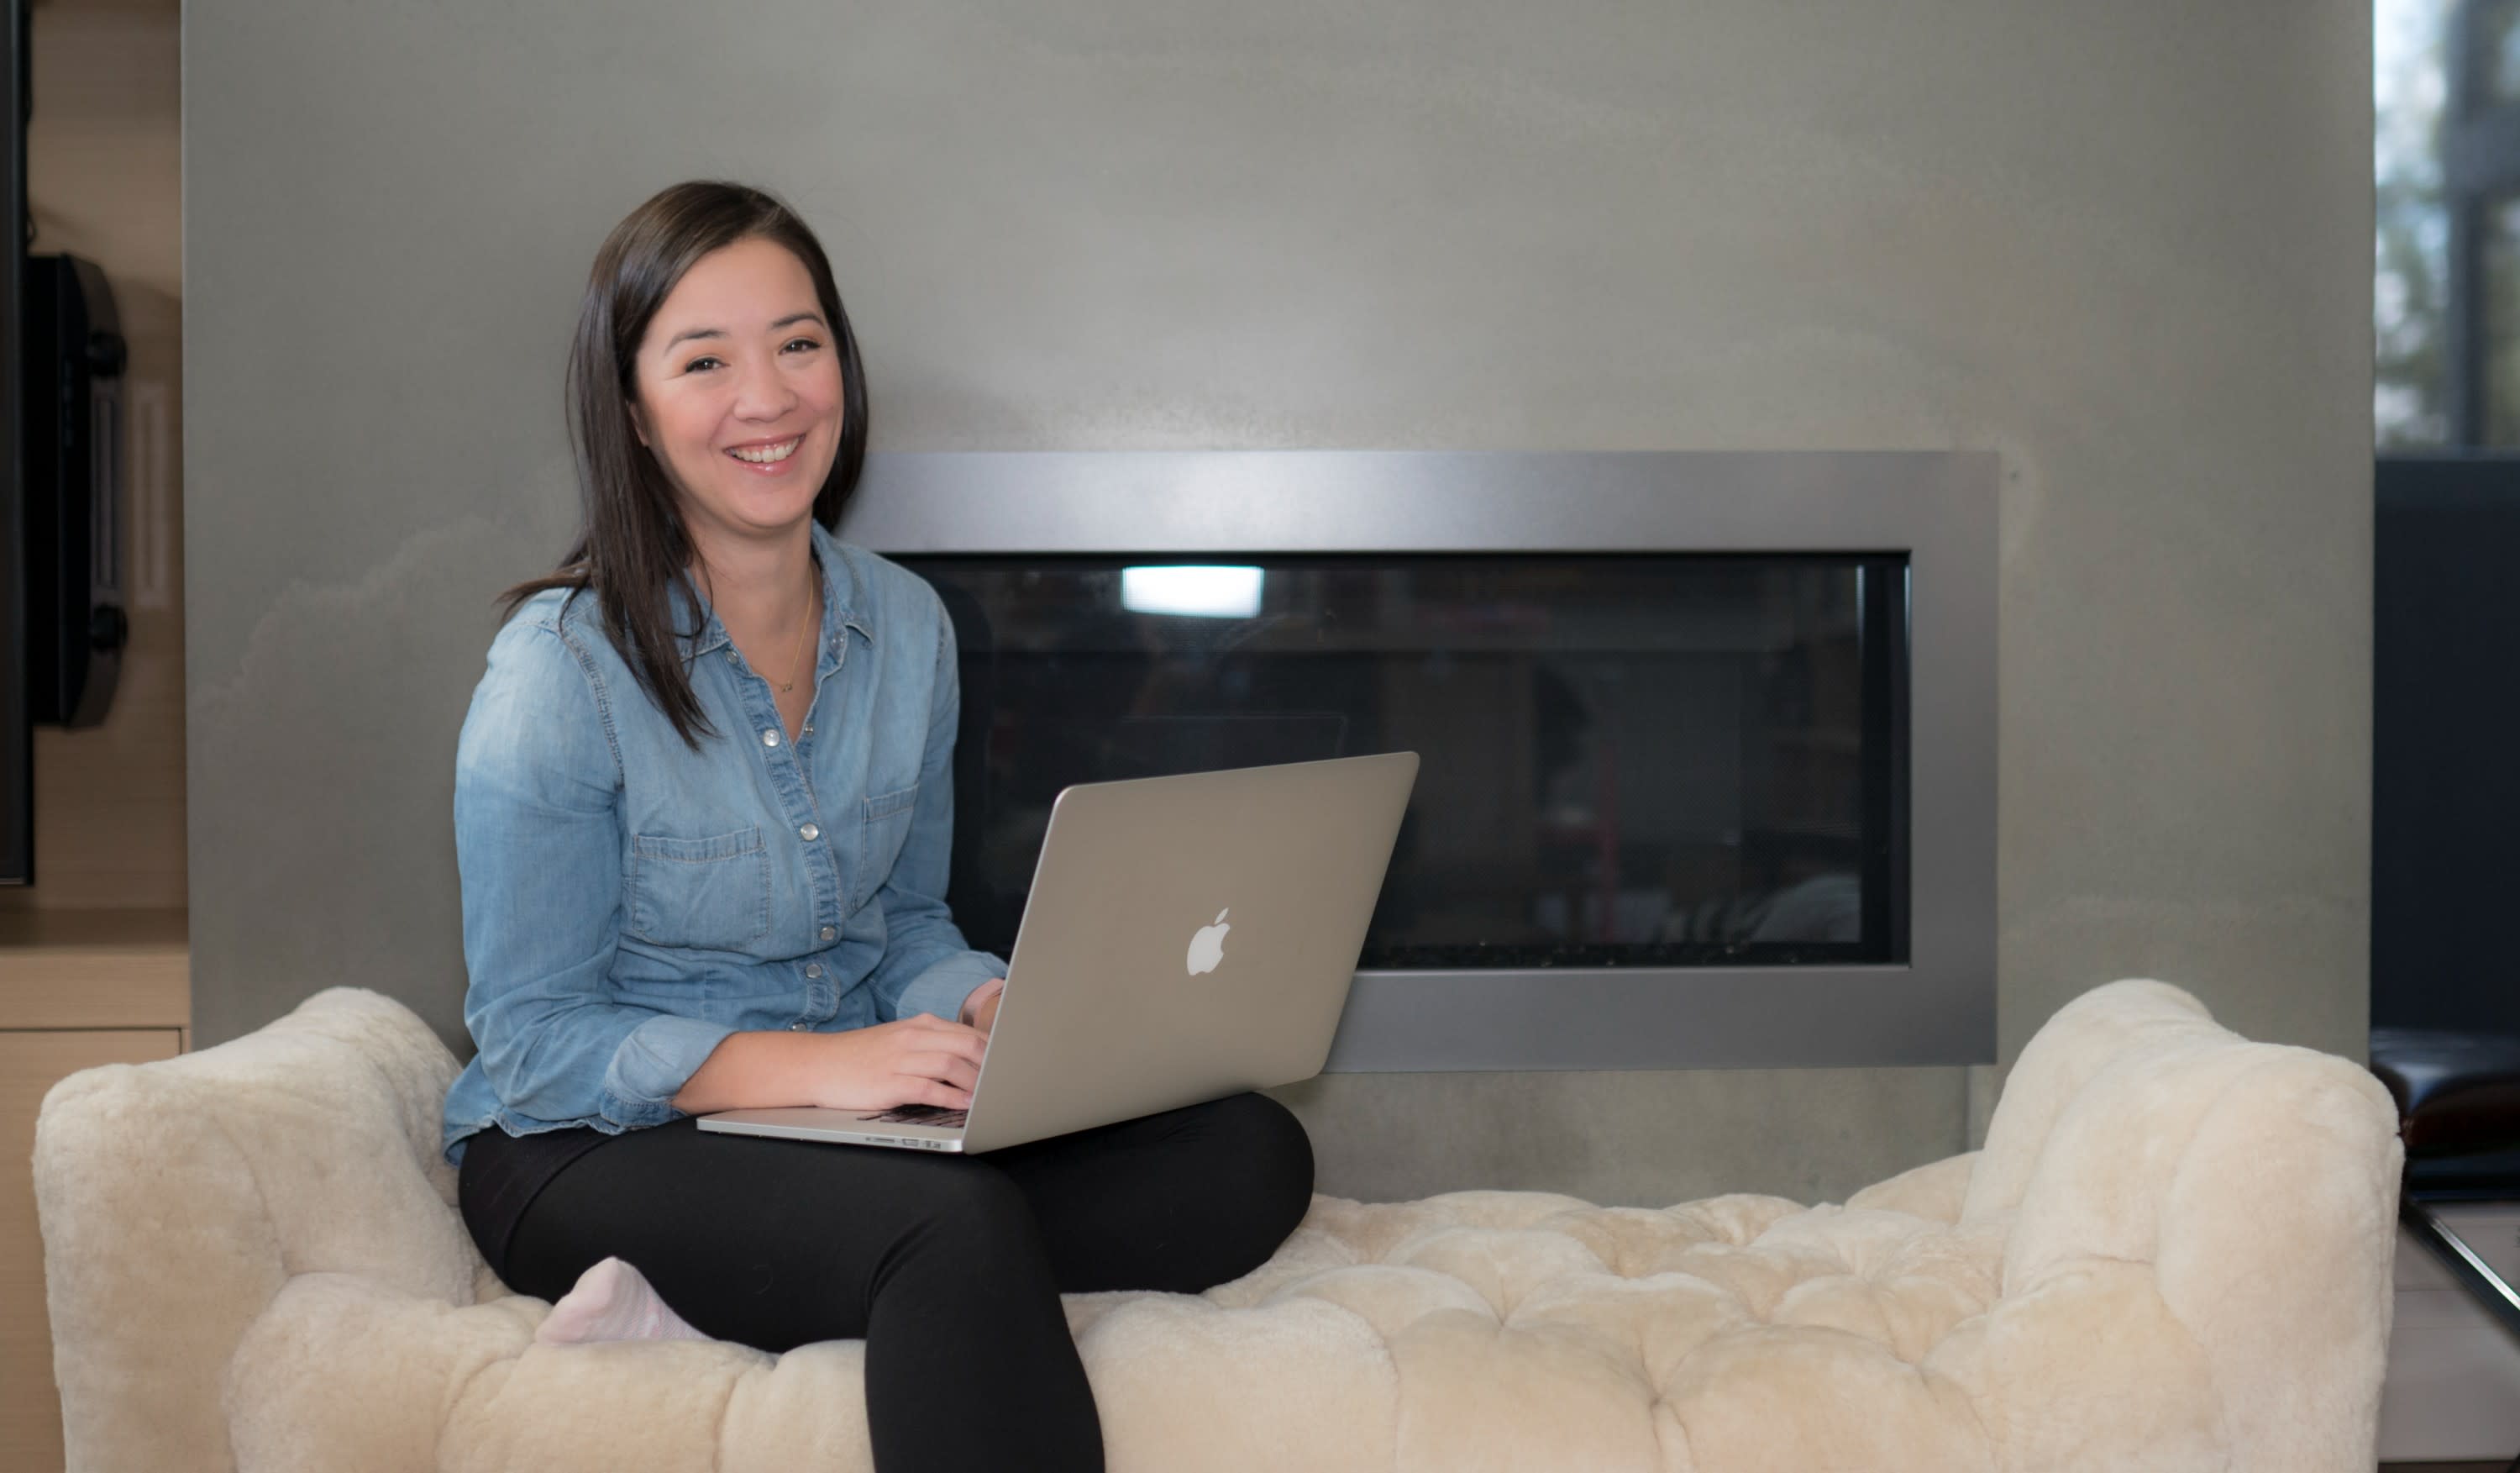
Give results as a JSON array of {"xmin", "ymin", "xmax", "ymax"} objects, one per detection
[{"xmin": 439, "ymin": 522, "xmax": 1005, "ymax": 1165}]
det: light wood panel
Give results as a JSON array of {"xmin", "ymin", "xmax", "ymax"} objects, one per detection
[
  {"xmin": 1, "ymin": 1028, "xmax": 181, "ymax": 1473},
  {"xmin": 0, "ymin": 911, "xmax": 187, "ymax": 1030}
]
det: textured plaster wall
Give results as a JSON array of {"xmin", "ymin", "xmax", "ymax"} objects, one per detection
[{"xmin": 185, "ymin": 1, "xmax": 2370, "ymax": 1205}]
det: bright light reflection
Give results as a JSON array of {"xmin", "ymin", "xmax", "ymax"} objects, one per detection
[{"xmin": 1120, "ymin": 565, "xmax": 1264, "ymax": 618}]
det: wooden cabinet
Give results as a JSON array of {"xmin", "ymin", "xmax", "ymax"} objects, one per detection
[{"xmin": 0, "ymin": 913, "xmax": 186, "ymax": 1473}]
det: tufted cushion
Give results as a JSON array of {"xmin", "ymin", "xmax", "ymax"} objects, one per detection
[{"xmin": 38, "ymin": 979, "xmax": 2402, "ymax": 1473}]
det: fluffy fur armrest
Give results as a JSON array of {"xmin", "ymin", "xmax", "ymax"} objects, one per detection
[{"xmin": 33, "ymin": 987, "xmax": 478, "ymax": 1473}]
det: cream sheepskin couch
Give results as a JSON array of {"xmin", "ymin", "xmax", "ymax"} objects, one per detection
[{"xmin": 34, "ymin": 978, "xmax": 2399, "ymax": 1472}]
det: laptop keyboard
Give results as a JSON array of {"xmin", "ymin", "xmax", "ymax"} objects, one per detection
[{"xmin": 860, "ymin": 1104, "xmax": 969, "ymax": 1128}]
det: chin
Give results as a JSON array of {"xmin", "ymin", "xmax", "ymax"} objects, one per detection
[
  {"xmin": 741, "ymin": 497, "xmax": 824, "ymax": 537},
  {"xmin": 727, "ymin": 469, "xmax": 831, "ymax": 520}
]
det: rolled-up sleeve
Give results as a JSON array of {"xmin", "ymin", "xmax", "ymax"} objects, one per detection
[
  {"xmin": 869, "ymin": 605, "xmax": 1008, "ymax": 1023},
  {"xmin": 454, "ymin": 618, "xmax": 733, "ymax": 1129}
]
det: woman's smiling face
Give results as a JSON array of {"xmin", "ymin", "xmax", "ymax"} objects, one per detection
[{"xmin": 628, "ymin": 235, "xmax": 843, "ymax": 552}]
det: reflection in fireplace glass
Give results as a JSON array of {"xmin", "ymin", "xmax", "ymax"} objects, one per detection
[{"xmin": 900, "ymin": 554, "xmax": 1907, "ymax": 970}]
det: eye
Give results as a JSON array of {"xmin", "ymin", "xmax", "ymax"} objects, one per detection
[
  {"xmin": 782, "ymin": 336, "xmax": 823, "ymax": 353},
  {"xmin": 683, "ymin": 355, "xmax": 724, "ymax": 373}
]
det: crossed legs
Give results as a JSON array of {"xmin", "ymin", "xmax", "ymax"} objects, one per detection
[{"xmin": 486, "ymin": 1093, "xmax": 1314, "ymax": 1473}]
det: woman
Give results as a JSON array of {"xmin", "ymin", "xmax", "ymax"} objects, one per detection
[{"xmin": 439, "ymin": 180, "xmax": 1315, "ymax": 1473}]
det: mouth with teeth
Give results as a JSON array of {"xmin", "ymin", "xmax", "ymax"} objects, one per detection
[{"xmin": 725, "ymin": 435, "xmax": 804, "ymax": 468}]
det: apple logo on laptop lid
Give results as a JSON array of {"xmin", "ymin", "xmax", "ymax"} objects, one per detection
[{"xmin": 1187, "ymin": 908, "xmax": 1231, "ymax": 976}]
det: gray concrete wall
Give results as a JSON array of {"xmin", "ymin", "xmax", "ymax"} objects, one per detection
[{"xmin": 184, "ymin": 1, "xmax": 2371, "ymax": 1207}]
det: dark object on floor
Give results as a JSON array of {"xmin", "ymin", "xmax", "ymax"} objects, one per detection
[
  {"xmin": 2376, "ymin": 1030, "xmax": 2520, "ymax": 1164},
  {"xmin": 2370, "ymin": 1028, "xmax": 2520, "ymax": 1473}
]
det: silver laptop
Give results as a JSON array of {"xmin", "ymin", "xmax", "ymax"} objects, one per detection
[{"xmin": 697, "ymin": 751, "xmax": 1418, "ymax": 1153}]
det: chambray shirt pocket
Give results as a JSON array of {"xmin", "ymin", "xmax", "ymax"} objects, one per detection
[
  {"xmin": 627, "ymin": 825, "xmax": 771, "ymax": 950},
  {"xmin": 852, "ymin": 784, "xmax": 920, "ymax": 913}
]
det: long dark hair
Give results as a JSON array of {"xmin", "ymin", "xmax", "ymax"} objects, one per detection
[{"xmin": 501, "ymin": 180, "xmax": 870, "ymax": 749}]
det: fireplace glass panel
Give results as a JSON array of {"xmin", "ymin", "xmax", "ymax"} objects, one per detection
[{"xmin": 900, "ymin": 553, "xmax": 1908, "ymax": 971}]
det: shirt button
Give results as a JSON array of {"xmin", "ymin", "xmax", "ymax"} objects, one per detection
[
  {"xmin": 762, "ymin": 729, "xmax": 781, "ymax": 748},
  {"xmin": 726, "ymin": 651, "xmax": 738, "ymax": 664},
  {"xmin": 806, "ymin": 963, "xmax": 823, "ymax": 979},
  {"xmin": 799, "ymin": 823, "xmax": 820, "ymax": 842},
  {"xmin": 790, "ymin": 1021, "xmax": 807, "ymax": 1031},
  {"xmin": 819, "ymin": 924, "xmax": 836, "ymax": 942}
]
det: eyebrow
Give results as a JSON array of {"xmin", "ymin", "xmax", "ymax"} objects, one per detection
[{"xmin": 661, "ymin": 311, "xmax": 827, "ymax": 353}]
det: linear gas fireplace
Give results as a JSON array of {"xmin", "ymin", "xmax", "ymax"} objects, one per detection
[{"xmin": 843, "ymin": 452, "xmax": 1993, "ymax": 1071}]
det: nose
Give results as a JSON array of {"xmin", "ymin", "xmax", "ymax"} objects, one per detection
[{"xmin": 731, "ymin": 354, "xmax": 799, "ymax": 423}]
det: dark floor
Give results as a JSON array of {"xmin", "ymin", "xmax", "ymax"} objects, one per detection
[{"xmin": 2384, "ymin": 1462, "xmax": 2509, "ymax": 1471}]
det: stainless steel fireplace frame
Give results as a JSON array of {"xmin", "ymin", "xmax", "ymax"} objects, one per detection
[{"xmin": 843, "ymin": 450, "xmax": 1996, "ymax": 1070}]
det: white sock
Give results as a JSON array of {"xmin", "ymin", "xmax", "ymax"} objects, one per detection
[{"xmin": 533, "ymin": 1256, "xmax": 712, "ymax": 1345}]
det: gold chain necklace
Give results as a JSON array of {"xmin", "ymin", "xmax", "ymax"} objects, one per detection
[{"xmin": 776, "ymin": 576, "xmax": 818, "ymax": 695}]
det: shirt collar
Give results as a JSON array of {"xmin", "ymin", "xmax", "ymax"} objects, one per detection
[{"xmin": 672, "ymin": 520, "xmax": 874, "ymax": 668}]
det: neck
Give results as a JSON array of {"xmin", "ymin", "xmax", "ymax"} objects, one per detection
[{"xmin": 687, "ymin": 522, "xmax": 818, "ymax": 641}]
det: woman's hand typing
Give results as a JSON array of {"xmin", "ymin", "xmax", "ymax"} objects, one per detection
[
  {"xmin": 807, "ymin": 1013, "xmax": 990, "ymax": 1113},
  {"xmin": 669, "ymin": 1014, "xmax": 990, "ymax": 1116}
]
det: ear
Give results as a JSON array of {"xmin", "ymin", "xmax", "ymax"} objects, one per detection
[{"xmin": 626, "ymin": 398, "xmax": 651, "ymax": 449}]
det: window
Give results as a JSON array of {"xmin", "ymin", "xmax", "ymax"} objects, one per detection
[{"xmin": 2377, "ymin": 0, "xmax": 2520, "ymax": 446}]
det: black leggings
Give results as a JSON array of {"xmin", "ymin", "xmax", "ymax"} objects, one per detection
[{"xmin": 459, "ymin": 1093, "xmax": 1314, "ymax": 1473}]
